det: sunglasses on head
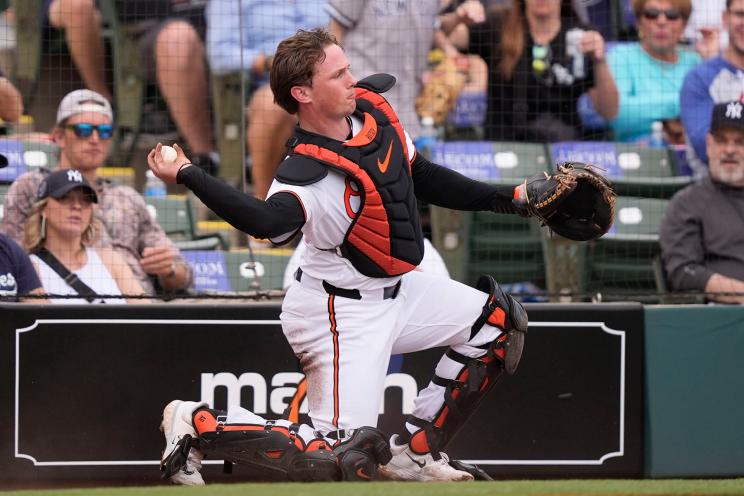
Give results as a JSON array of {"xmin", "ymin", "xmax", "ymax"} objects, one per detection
[
  {"xmin": 65, "ymin": 123, "xmax": 114, "ymax": 140},
  {"xmin": 642, "ymin": 7, "xmax": 682, "ymax": 21}
]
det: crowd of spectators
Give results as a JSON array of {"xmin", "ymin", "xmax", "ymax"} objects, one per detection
[
  {"xmin": 0, "ymin": 0, "xmax": 742, "ymax": 304},
  {"xmin": 1, "ymin": 89, "xmax": 192, "ymax": 302}
]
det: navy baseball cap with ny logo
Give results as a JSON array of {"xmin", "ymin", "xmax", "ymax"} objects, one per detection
[
  {"xmin": 711, "ymin": 101, "xmax": 744, "ymax": 133},
  {"xmin": 36, "ymin": 169, "xmax": 98, "ymax": 203}
]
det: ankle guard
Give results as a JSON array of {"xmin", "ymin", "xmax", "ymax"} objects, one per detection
[
  {"xmin": 192, "ymin": 409, "xmax": 340, "ymax": 482},
  {"xmin": 408, "ymin": 275, "xmax": 528, "ymax": 457},
  {"xmin": 329, "ymin": 427, "xmax": 392, "ymax": 481}
]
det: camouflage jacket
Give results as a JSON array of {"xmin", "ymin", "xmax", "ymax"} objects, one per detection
[{"xmin": 1, "ymin": 169, "xmax": 193, "ymax": 294}]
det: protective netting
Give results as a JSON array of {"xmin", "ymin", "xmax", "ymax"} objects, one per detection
[{"xmin": 0, "ymin": 0, "xmax": 739, "ymax": 304}]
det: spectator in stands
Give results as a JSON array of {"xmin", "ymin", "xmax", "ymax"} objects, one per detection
[
  {"xmin": 461, "ymin": 0, "xmax": 618, "ymax": 142},
  {"xmin": 45, "ymin": 0, "xmax": 112, "ymax": 101},
  {"xmin": 685, "ymin": 0, "xmax": 727, "ymax": 56},
  {"xmin": 23, "ymin": 169, "xmax": 146, "ymax": 304},
  {"xmin": 0, "ymin": 70, "xmax": 24, "ymax": 123},
  {"xmin": 1, "ymin": 89, "xmax": 192, "ymax": 295},
  {"xmin": 608, "ymin": 0, "xmax": 701, "ymax": 142},
  {"xmin": 660, "ymin": 101, "xmax": 744, "ymax": 304},
  {"xmin": 44, "ymin": 0, "xmax": 219, "ymax": 173},
  {"xmin": 328, "ymin": 1, "xmax": 482, "ymax": 140},
  {"xmin": 681, "ymin": 0, "xmax": 744, "ymax": 178},
  {"xmin": 206, "ymin": 0, "xmax": 328, "ymax": 199},
  {"xmin": 0, "ymin": 233, "xmax": 44, "ymax": 302}
]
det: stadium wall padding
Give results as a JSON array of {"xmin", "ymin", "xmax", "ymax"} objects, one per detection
[
  {"xmin": 0, "ymin": 302, "xmax": 647, "ymax": 483},
  {"xmin": 644, "ymin": 305, "xmax": 744, "ymax": 478}
]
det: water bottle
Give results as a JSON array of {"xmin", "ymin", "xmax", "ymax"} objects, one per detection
[
  {"xmin": 414, "ymin": 116, "xmax": 439, "ymax": 159},
  {"xmin": 649, "ymin": 121, "xmax": 665, "ymax": 148},
  {"xmin": 144, "ymin": 170, "xmax": 167, "ymax": 197}
]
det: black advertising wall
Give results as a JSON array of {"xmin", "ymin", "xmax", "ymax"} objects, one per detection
[{"xmin": 0, "ymin": 303, "xmax": 643, "ymax": 483}]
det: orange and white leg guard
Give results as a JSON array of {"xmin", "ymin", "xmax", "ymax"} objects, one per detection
[{"xmin": 405, "ymin": 275, "xmax": 528, "ymax": 459}]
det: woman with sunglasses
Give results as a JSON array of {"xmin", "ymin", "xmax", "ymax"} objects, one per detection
[
  {"xmin": 607, "ymin": 0, "xmax": 701, "ymax": 142},
  {"xmin": 23, "ymin": 169, "xmax": 147, "ymax": 304},
  {"xmin": 463, "ymin": 0, "xmax": 618, "ymax": 142}
]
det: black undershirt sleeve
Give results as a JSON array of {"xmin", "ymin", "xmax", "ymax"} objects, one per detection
[
  {"xmin": 177, "ymin": 165, "xmax": 305, "ymax": 238},
  {"xmin": 411, "ymin": 153, "xmax": 520, "ymax": 214}
]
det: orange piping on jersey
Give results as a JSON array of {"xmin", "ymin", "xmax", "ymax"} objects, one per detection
[
  {"xmin": 344, "ymin": 112, "xmax": 377, "ymax": 147},
  {"xmin": 355, "ymin": 88, "xmax": 412, "ymax": 173},
  {"xmin": 294, "ymin": 143, "xmax": 417, "ymax": 276},
  {"xmin": 286, "ymin": 376, "xmax": 308, "ymax": 424},
  {"xmin": 328, "ymin": 294, "xmax": 340, "ymax": 427}
]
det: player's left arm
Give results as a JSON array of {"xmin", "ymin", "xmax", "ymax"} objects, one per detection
[{"xmin": 412, "ymin": 153, "xmax": 519, "ymax": 214}]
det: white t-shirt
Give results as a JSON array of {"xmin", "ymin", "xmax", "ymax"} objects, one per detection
[
  {"xmin": 267, "ymin": 116, "xmax": 417, "ymax": 291},
  {"xmin": 30, "ymin": 247, "xmax": 125, "ymax": 304}
]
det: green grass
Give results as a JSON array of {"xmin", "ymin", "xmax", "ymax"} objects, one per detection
[{"xmin": 6, "ymin": 480, "xmax": 744, "ymax": 496}]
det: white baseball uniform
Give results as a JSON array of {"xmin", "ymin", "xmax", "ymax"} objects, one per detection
[{"xmin": 266, "ymin": 119, "xmax": 503, "ymax": 434}]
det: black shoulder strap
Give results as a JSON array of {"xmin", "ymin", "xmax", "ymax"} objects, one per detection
[
  {"xmin": 355, "ymin": 73, "xmax": 396, "ymax": 93},
  {"xmin": 34, "ymin": 248, "xmax": 97, "ymax": 302}
]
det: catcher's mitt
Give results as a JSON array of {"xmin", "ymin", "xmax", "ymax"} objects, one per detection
[{"xmin": 513, "ymin": 162, "xmax": 616, "ymax": 241}]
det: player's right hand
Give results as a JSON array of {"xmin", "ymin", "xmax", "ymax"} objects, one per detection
[{"xmin": 147, "ymin": 143, "xmax": 192, "ymax": 184}]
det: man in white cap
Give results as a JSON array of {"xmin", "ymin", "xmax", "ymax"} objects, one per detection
[{"xmin": 1, "ymin": 89, "xmax": 192, "ymax": 295}]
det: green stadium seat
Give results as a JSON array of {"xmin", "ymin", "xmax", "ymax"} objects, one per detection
[
  {"xmin": 549, "ymin": 141, "xmax": 692, "ymax": 199},
  {"xmin": 144, "ymin": 195, "xmax": 228, "ymax": 251},
  {"xmin": 98, "ymin": 0, "xmax": 146, "ymax": 165},
  {"xmin": 223, "ymin": 249, "xmax": 293, "ymax": 291},
  {"xmin": 583, "ymin": 196, "xmax": 670, "ymax": 302},
  {"xmin": 11, "ymin": 0, "xmax": 43, "ymax": 110},
  {"xmin": 429, "ymin": 141, "xmax": 550, "ymax": 289},
  {"xmin": 211, "ymin": 72, "xmax": 248, "ymax": 184}
]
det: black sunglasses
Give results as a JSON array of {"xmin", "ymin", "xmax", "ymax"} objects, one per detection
[
  {"xmin": 65, "ymin": 123, "xmax": 114, "ymax": 140},
  {"xmin": 642, "ymin": 7, "xmax": 683, "ymax": 21}
]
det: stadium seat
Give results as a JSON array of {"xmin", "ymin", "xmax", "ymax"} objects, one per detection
[
  {"xmin": 144, "ymin": 195, "xmax": 227, "ymax": 251},
  {"xmin": 10, "ymin": 0, "xmax": 43, "ymax": 110},
  {"xmin": 211, "ymin": 72, "xmax": 247, "ymax": 184},
  {"xmin": 548, "ymin": 141, "xmax": 692, "ymax": 198},
  {"xmin": 582, "ymin": 196, "xmax": 670, "ymax": 302},
  {"xmin": 429, "ymin": 141, "xmax": 550, "ymax": 290},
  {"xmin": 0, "ymin": 138, "xmax": 59, "ymax": 183},
  {"xmin": 98, "ymin": 0, "xmax": 146, "ymax": 164},
  {"xmin": 429, "ymin": 140, "xmax": 550, "ymax": 184},
  {"xmin": 223, "ymin": 249, "xmax": 293, "ymax": 291},
  {"xmin": 97, "ymin": 166, "xmax": 135, "ymax": 188}
]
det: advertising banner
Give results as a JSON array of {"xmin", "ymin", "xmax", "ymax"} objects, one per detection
[{"xmin": 0, "ymin": 303, "xmax": 643, "ymax": 483}]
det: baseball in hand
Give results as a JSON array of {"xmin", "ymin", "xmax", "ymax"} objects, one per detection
[{"xmin": 161, "ymin": 145, "xmax": 178, "ymax": 163}]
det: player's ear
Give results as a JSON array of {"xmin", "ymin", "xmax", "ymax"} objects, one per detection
[{"xmin": 291, "ymin": 85, "xmax": 312, "ymax": 105}]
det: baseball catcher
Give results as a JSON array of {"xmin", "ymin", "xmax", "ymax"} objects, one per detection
[{"xmin": 150, "ymin": 28, "xmax": 615, "ymax": 486}]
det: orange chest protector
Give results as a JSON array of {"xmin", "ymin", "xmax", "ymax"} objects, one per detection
[{"xmin": 278, "ymin": 75, "xmax": 425, "ymax": 278}]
